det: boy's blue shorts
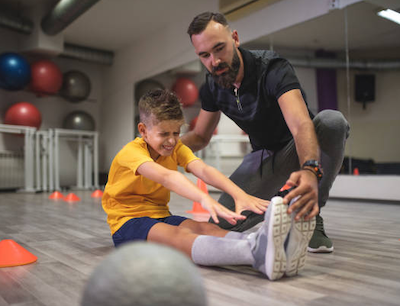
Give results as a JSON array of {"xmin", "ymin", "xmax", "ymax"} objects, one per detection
[{"xmin": 112, "ymin": 215, "xmax": 188, "ymax": 247}]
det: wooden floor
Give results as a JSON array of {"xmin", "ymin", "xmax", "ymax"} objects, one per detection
[{"xmin": 0, "ymin": 189, "xmax": 399, "ymax": 306}]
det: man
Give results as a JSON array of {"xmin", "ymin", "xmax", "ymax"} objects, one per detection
[{"xmin": 181, "ymin": 12, "xmax": 349, "ymax": 253}]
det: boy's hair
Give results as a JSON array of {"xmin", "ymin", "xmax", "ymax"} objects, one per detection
[
  {"xmin": 138, "ymin": 89, "xmax": 184, "ymax": 126},
  {"xmin": 187, "ymin": 12, "xmax": 229, "ymax": 38}
]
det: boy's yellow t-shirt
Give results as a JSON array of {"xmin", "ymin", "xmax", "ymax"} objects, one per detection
[{"xmin": 102, "ymin": 137, "xmax": 199, "ymax": 235}]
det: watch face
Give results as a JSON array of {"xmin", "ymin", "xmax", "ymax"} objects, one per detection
[{"xmin": 304, "ymin": 160, "xmax": 319, "ymax": 167}]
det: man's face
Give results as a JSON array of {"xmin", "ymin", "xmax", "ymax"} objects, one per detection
[{"xmin": 191, "ymin": 21, "xmax": 240, "ymax": 88}]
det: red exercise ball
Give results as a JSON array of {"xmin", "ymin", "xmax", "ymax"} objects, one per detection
[
  {"xmin": 172, "ymin": 77, "xmax": 199, "ymax": 107},
  {"xmin": 190, "ymin": 116, "xmax": 218, "ymax": 135},
  {"xmin": 30, "ymin": 60, "xmax": 62, "ymax": 95},
  {"xmin": 4, "ymin": 102, "xmax": 42, "ymax": 129}
]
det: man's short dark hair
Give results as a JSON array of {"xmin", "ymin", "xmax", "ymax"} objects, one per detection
[{"xmin": 187, "ymin": 12, "xmax": 229, "ymax": 38}]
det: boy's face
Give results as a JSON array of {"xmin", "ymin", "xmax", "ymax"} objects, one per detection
[{"xmin": 138, "ymin": 118, "xmax": 183, "ymax": 160}]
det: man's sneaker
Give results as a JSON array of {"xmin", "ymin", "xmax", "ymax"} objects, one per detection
[
  {"xmin": 285, "ymin": 200, "xmax": 316, "ymax": 277},
  {"xmin": 307, "ymin": 215, "xmax": 334, "ymax": 253},
  {"xmin": 249, "ymin": 196, "xmax": 291, "ymax": 281}
]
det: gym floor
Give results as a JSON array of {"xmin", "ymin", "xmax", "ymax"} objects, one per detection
[{"xmin": 0, "ymin": 187, "xmax": 399, "ymax": 306}]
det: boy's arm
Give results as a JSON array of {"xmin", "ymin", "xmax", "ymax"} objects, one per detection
[
  {"xmin": 137, "ymin": 161, "xmax": 245, "ymax": 225},
  {"xmin": 187, "ymin": 159, "xmax": 269, "ymax": 215}
]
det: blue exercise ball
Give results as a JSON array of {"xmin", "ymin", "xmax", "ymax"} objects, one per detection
[{"xmin": 0, "ymin": 52, "xmax": 31, "ymax": 91}]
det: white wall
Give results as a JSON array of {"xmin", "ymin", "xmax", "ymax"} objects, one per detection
[
  {"xmin": 337, "ymin": 69, "xmax": 400, "ymax": 163},
  {"xmin": 100, "ymin": 0, "xmax": 219, "ymax": 170},
  {"xmin": 0, "ymin": 28, "xmax": 106, "ymax": 186}
]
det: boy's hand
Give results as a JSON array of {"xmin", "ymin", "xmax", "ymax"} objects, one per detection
[
  {"xmin": 201, "ymin": 197, "xmax": 246, "ymax": 225},
  {"xmin": 235, "ymin": 195, "xmax": 269, "ymax": 215}
]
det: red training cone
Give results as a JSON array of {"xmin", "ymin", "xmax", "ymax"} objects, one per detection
[
  {"xmin": 353, "ymin": 168, "xmax": 360, "ymax": 175},
  {"xmin": 0, "ymin": 239, "xmax": 38, "ymax": 268},
  {"xmin": 64, "ymin": 193, "xmax": 81, "ymax": 202},
  {"xmin": 49, "ymin": 191, "xmax": 64, "ymax": 200},
  {"xmin": 91, "ymin": 189, "xmax": 103, "ymax": 198},
  {"xmin": 186, "ymin": 179, "xmax": 210, "ymax": 215}
]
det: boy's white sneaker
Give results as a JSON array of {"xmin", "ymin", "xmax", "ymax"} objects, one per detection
[
  {"xmin": 250, "ymin": 196, "xmax": 291, "ymax": 281},
  {"xmin": 285, "ymin": 198, "xmax": 316, "ymax": 277}
]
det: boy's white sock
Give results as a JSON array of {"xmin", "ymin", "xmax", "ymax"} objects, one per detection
[
  {"xmin": 224, "ymin": 231, "xmax": 249, "ymax": 240},
  {"xmin": 191, "ymin": 235, "xmax": 254, "ymax": 266}
]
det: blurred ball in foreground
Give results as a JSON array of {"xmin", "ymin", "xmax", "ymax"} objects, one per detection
[{"xmin": 81, "ymin": 242, "xmax": 207, "ymax": 306}]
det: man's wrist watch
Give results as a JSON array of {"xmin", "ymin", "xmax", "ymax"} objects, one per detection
[{"xmin": 302, "ymin": 160, "xmax": 323, "ymax": 181}]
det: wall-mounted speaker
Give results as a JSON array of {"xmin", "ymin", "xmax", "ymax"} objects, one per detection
[{"xmin": 355, "ymin": 74, "xmax": 375, "ymax": 109}]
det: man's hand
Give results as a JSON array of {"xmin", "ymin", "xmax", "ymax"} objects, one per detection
[
  {"xmin": 282, "ymin": 169, "xmax": 319, "ymax": 221},
  {"xmin": 234, "ymin": 194, "xmax": 269, "ymax": 215}
]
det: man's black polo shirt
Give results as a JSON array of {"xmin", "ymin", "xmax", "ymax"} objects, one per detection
[{"xmin": 200, "ymin": 47, "xmax": 311, "ymax": 152}]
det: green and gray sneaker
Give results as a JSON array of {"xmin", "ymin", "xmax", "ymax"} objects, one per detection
[{"xmin": 307, "ymin": 215, "xmax": 334, "ymax": 253}]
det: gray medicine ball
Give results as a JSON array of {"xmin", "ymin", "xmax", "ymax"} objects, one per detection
[
  {"xmin": 60, "ymin": 70, "xmax": 91, "ymax": 103},
  {"xmin": 81, "ymin": 242, "xmax": 207, "ymax": 306},
  {"xmin": 63, "ymin": 111, "xmax": 95, "ymax": 131}
]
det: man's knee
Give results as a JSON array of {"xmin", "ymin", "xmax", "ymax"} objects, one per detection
[{"xmin": 314, "ymin": 110, "xmax": 350, "ymax": 143}]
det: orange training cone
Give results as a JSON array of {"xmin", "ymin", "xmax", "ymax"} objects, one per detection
[
  {"xmin": 64, "ymin": 193, "xmax": 81, "ymax": 202},
  {"xmin": 353, "ymin": 167, "xmax": 360, "ymax": 175},
  {"xmin": 49, "ymin": 191, "xmax": 64, "ymax": 200},
  {"xmin": 0, "ymin": 239, "xmax": 38, "ymax": 268},
  {"xmin": 91, "ymin": 189, "xmax": 103, "ymax": 198},
  {"xmin": 280, "ymin": 183, "xmax": 292, "ymax": 192},
  {"xmin": 186, "ymin": 179, "xmax": 210, "ymax": 215}
]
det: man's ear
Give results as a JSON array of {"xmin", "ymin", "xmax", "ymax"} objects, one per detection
[
  {"xmin": 138, "ymin": 122, "xmax": 146, "ymax": 137},
  {"xmin": 232, "ymin": 30, "xmax": 240, "ymax": 47}
]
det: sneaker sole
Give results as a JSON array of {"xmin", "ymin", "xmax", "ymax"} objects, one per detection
[
  {"xmin": 285, "ymin": 215, "xmax": 316, "ymax": 277},
  {"xmin": 307, "ymin": 245, "xmax": 334, "ymax": 253},
  {"xmin": 265, "ymin": 196, "xmax": 291, "ymax": 281}
]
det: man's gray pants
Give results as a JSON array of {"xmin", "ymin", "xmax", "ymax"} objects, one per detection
[{"xmin": 211, "ymin": 110, "xmax": 350, "ymax": 232}]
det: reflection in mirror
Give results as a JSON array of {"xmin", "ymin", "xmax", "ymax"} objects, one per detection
[{"xmin": 242, "ymin": 0, "xmax": 400, "ymax": 176}]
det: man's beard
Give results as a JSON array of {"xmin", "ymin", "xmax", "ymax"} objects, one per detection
[{"xmin": 211, "ymin": 47, "xmax": 240, "ymax": 89}]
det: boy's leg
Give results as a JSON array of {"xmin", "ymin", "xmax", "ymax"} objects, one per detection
[
  {"xmin": 112, "ymin": 217, "xmax": 161, "ymax": 247},
  {"xmin": 148, "ymin": 219, "xmax": 250, "ymax": 259},
  {"xmin": 178, "ymin": 219, "xmax": 229, "ymax": 237},
  {"xmin": 179, "ymin": 219, "xmax": 249, "ymax": 239},
  {"xmin": 147, "ymin": 222, "xmax": 198, "ymax": 257},
  {"xmin": 149, "ymin": 207, "xmax": 311, "ymax": 280},
  {"xmin": 191, "ymin": 197, "xmax": 291, "ymax": 280},
  {"xmin": 148, "ymin": 207, "xmax": 289, "ymax": 280}
]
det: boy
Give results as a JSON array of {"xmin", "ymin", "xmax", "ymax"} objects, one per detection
[{"xmin": 102, "ymin": 89, "xmax": 315, "ymax": 281}]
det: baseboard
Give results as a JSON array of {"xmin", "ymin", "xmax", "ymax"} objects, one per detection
[{"xmin": 329, "ymin": 175, "xmax": 400, "ymax": 202}]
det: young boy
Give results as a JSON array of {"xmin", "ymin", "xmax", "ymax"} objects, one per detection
[{"xmin": 102, "ymin": 89, "xmax": 315, "ymax": 281}]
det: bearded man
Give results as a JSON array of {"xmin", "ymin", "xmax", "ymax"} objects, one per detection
[{"xmin": 181, "ymin": 12, "xmax": 349, "ymax": 253}]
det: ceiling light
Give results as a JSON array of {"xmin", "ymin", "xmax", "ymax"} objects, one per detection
[{"xmin": 377, "ymin": 9, "xmax": 400, "ymax": 25}]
